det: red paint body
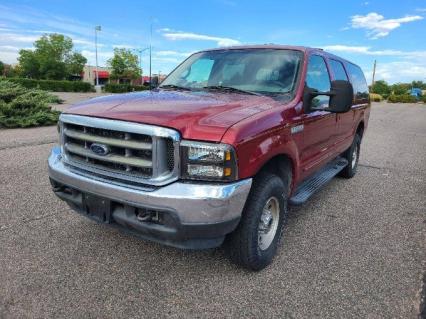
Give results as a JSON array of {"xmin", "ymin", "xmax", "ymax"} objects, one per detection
[{"xmin": 66, "ymin": 45, "xmax": 370, "ymax": 193}]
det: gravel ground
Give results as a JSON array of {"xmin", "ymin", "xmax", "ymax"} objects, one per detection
[{"xmin": 0, "ymin": 98, "xmax": 425, "ymax": 318}]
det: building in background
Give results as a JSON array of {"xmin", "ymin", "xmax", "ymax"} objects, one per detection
[
  {"xmin": 81, "ymin": 66, "xmax": 166, "ymax": 86},
  {"xmin": 82, "ymin": 65, "xmax": 111, "ymax": 85}
]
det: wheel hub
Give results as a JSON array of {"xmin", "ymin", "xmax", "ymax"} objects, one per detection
[
  {"xmin": 258, "ymin": 197, "xmax": 280, "ymax": 251},
  {"xmin": 352, "ymin": 144, "xmax": 358, "ymax": 169}
]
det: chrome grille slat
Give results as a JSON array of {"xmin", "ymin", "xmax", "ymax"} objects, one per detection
[
  {"xmin": 64, "ymin": 128, "xmax": 152, "ymax": 150},
  {"xmin": 59, "ymin": 114, "xmax": 180, "ymax": 187},
  {"xmin": 65, "ymin": 143, "xmax": 152, "ymax": 168}
]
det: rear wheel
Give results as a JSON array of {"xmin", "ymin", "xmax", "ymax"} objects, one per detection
[
  {"xmin": 226, "ymin": 173, "xmax": 288, "ymax": 271},
  {"xmin": 339, "ymin": 133, "xmax": 361, "ymax": 178}
]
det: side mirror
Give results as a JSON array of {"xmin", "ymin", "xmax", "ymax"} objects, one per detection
[{"xmin": 303, "ymin": 80, "xmax": 353, "ymax": 113}]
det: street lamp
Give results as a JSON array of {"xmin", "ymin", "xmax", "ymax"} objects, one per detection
[
  {"xmin": 149, "ymin": 20, "xmax": 153, "ymax": 90},
  {"xmin": 94, "ymin": 25, "xmax": 101, "ymax": 88},
  {"xmin": 133, "ymin": 47, "xmax": 149, "ymax": 84}
]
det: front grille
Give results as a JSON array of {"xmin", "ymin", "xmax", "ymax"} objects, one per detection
[{"xmin": 60, "ymin": 114, "xmax": 180, "ymax": 186}]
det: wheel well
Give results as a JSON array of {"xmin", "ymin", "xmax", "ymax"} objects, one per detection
[
  {"xmin": 356, "ymin": 121, "xmax": 365, "ymax": 139},
  {"xmin": 257, "ymin": 155, "xmax": 293, "ymax": 195}
]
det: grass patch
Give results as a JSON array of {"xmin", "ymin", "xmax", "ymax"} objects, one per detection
[{"xmin": 0, "ymin": 80, "xmax": 61, "ymax": 128}]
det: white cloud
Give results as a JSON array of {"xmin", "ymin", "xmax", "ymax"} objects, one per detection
[
  {"xmin": 322, "ymin": 45, "xmax": 426, "ymax": 59},
  {"xmin": 373, "ymin": 61, "xmax": 426, "ymax": 83},
  {"xmin": 81, "ymin": 50, "xmax": 113, "ymax": 66},
  {"xmin": 0, "ymin": 33, "xmax": 40, "ymax": 43},
  {"xmin": 350, "ymin": 12, "xmax": 423, "ymax": 39},
  {"xmin": 112, "ymin": 44, "xmax": 136, "ymax": 49},
  {"xmin": 0, "ymin": 45, "xmax": 22, "ymax": 52},
  {"xmin": 155, "ymin": 50, "xmax": 193, "ymax": 57},
  {"xmin": 160, "ymin": 28, "xmax": 240, "ymax": 46}
]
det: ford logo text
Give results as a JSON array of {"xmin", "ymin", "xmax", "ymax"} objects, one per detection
[{"xmin": 90, "ymin": 143, "xmax": 110, "ymax": 156}]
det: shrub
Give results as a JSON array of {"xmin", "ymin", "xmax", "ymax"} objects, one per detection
[
  {"xmin": 104, "ymin": 83, "xmax": 149, "ymax": 93},
  {"xmin": 421, "ymin": 95, "xmax": 426, "ymax": 103},
  {"xmin": 0, "ymin": 80, "xmax": 27, "ymax": 103},
  {"xmin": 0, "ymin": 78, "xmax": 94, "ymax": 92},
  {"xmin": 387, "ymin": 94, "xmax": 418, "ymax": 103},
  {"xmin": 0, "ymin": 80, "xmax": 60, "ymax": 128},
  {"xmin": 369, "ymin": 93, "xmax": 383, "ymax": 102}
]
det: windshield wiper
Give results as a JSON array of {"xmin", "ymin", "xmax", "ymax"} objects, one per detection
[
  {"xmin": 202, "ymin": 85, "xmax": 260, "ymax": 96},
  {"xmin": 159, "ymin": 84, "xmax": 192, "ymax": 91}
]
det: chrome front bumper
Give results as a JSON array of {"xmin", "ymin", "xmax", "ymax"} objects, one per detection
[{"xmin": 48, "ymin": 146, "xmax": 252, "ymax": 225}]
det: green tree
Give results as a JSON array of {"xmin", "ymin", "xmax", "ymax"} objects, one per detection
[
  {"xmin": 65, "ymin": 52, "xmax": 87, "ymax": 76},
  {"xmin": 18, "ymin": 49, "xmax": 40, "ymax": 78},
  {"xmin": 18, "ymin": 33, "xmax": 87, "ymax": 80},
  {"xmin": 391, "ymin": 83, "xmax": 410, "ymax": 95},
  {"xmin": 0, "ymin": 61, "xmax": 4, "ymax": 76},
  {"xmin": 411, "ymin": 80, "xmax": 426, "ymax": 90},
  {"xmin": 108, "ymin": 48, "xmax": 141, "ymax": 83},
  {"xmin": 370, "ymin": 80, "xmax": 391, "ymax": 96}
]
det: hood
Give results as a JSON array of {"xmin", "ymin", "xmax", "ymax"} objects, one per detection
[{"xmin": 65, "ymin": 90, "xmax": 280, "ymax": 141}]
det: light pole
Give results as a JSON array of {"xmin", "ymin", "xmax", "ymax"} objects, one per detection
[
  {"xmin": 133, "ymin": 47, "xmax": 149, "ymax": 84},
  {"xmin": 94, "ymin": 25, "xmax": 101, "ymax": 88},
  {"xmin": 149, "ymin": 20, "xmax": 152, "ymax": 89}
]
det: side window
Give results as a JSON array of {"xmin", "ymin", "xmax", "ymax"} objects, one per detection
[
  {"xmin": 306, "ymin": 55, "xmax": 331, "ymax": 107},
  {"xmin": 346, "ymin": 63, "xmax": 369, "ymax": 102},
  {"xmin": 329, "ymin": 59, "xmax": 348, "ymax": 81}
]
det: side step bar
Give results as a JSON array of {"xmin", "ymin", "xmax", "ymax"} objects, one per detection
[{"xmin": 289, "ymin": 157, "xmax": 348, "ymax": 206}]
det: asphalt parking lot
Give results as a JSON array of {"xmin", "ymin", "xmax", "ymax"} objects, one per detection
[{"xmin": 0, "ymin": 96, "xmax": 425, "ymax": 318}]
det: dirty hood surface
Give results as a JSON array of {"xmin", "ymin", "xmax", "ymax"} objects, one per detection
[{"xmin": 65, "ymin": 90, "xmax": 279, "ymax": 141}]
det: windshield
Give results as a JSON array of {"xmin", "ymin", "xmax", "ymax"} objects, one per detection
[{"xmin": 160, "ymin": 49, "xmax": 303, "ymax": 95}]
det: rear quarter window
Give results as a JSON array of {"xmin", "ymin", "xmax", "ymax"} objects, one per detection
[{"xmin": 345, "ymin": 63, "xmax": 369, "ymax": 103}]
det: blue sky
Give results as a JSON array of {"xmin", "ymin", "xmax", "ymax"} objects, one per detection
[{"xmin": 0, "ymin": 0, "xmax": 425, "ymax": 83}]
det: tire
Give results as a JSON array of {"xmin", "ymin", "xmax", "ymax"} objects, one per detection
[
  {"xmin": 226, "ymin": 172, "xmax": 288, "ymax": 271},
  {"xmin": 339, "ymin": 133, "xmax": 361, "ymax": 178}
]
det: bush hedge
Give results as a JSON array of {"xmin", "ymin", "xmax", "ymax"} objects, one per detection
[
  {"xmin": 387, "ymin": 94, "xmax": 418, "ymax": 103},
  {"xmin": 104, "ymin": 83, "xmax": 149, "ymax": 93},
  {"xmin": 0, "ymin": 80, "xmax": 61, "ymax": 128},
  {"xmin": 1, "ymin": 77, "xmax": 94, "ymax": 92},
  {"xmin": 369, "ymin": 93, "xmax": 383, "ymax": 102}
]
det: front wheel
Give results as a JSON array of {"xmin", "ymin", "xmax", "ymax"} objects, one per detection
[{"xmin": 226, "ymin": 173, "xmax": 288, "ymax": 271}]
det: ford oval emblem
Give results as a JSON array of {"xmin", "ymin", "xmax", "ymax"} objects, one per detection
[{"xmin": 90, "ymin": 143, "xmax": 110, "ymax": 156}]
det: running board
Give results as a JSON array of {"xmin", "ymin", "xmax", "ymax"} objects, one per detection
[{"xmin": 289, "ymin": 157, "xmax": 348, "ymax": 206}]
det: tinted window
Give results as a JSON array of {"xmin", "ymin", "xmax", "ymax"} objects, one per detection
[
  {"xmin": 306, "ymin": 55, "xmax": 330, "ymax": 107},
  {"xmin": 161, "ymin": 49, "xmax": 303, "ymax": 95},
  {"xmin": 329, "ymin": 59, "xmax": 348, "ymax": 81},
  {"xmin": 346, "ymin": 63, "xmax": 369, "ymax": 102},
  {"xmin": 184, "ymin": 58, "xmax": 214, "ymax": 84}
]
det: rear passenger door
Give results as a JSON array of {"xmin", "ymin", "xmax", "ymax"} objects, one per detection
[
  {"xmin": 328, "ymin": 59, "xmax": 352, "ymax": 143},
  {"xmin": 300, "ymin": 55, "xmax": 337, "ymax": 178},
  {"xmin": 341, "ymin": 63, "xmax": 369, "ymax": 144}
]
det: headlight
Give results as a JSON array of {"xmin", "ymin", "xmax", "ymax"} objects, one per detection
[{"xmin": 180, "ymin": 140, "xmax": 238, "ymax": 181}]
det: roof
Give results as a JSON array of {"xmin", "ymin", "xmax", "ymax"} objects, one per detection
[
  {"xmin": 196, "ymin": 44, "xmax": 319, "ymax": 53},
  {"xmin": 194, "ymin": 44, "xmax": 356, "ymax": 66}
]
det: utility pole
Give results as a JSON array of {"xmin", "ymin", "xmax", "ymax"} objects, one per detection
[
  {"xmin": 94, "ymin": 25, "xmax": 101, "ymax": 89},
  {"xmin": 371, "ymin": 59, "xmax": 377, "ymax": 86}
]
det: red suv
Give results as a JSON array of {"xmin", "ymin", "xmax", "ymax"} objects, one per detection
[{"xmin": 49, "ymin": 45, "xmax": 370, "ymax": 270}]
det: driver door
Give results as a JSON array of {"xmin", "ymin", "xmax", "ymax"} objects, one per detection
[{"xmin": 300, "ymin": 55, "xmax": 338, "ymax": 179}]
